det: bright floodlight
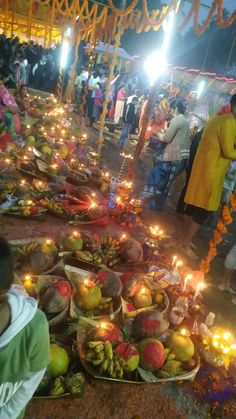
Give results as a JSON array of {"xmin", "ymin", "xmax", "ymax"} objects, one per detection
[
  {"xmin": 197, "ymin": 80, "xmax": 205, "ymax": 98},
  {"xmin": 60, "ymin": 40, "xmax": 69, "ymax": 69},
  {"xmin": 144, "ymin": 51, "xmax": 167, "ymax": 86},
  {"xmin": 143, "ymin": 9, "xmax": 175, "ymax": 86},
  {"xmin": 162, "ymin": 10, "xmax": 175, "ymax": 54},
  {"xmin": 65, "ymin": 27, "xmax": 72, "ymax": 37}
]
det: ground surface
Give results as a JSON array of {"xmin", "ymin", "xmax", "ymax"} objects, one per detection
[{"xmin": 4, "ymin": 118, "xmax": 236, "ymax": 418}]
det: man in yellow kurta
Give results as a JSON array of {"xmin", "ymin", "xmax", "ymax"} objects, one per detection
[{"xmin": 179, "ymin": 94, "xmax": 236, "ymax": 256}]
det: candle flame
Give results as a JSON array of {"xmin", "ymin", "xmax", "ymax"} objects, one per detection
[
  {"xmin": 197, "ymin": 281, "xmax": 206, "ymax": 291},
  {"xmin": 223, "ymin": 332, "xmax": 231, "ymax": 340},
  {"xmin": 213, "ymin": 341, "xmax": 219, "ymax": 347},
  {"xmin": 90, "ymin": 201, "xmax": 97, "ymax": 209},
  {"xmin": 25, "ymin": 275, "xmax": 31, "ymax": 281},
  {"xmin": 213, "ymin": 334, "xmax": 220, "ymax": 339},
  {"xmin": 100, "ymin": 322, "xmax": 107, "ymax": 329},
  {"xmin": 46, "ymin": 239, "xmax": 52, "ymax": 245},
  {"xmin": 180, "ymin": 328, "xmax": 188, "ymax": 336}
]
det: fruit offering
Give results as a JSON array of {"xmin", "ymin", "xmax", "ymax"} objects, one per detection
[
  {"xmin": 12, "ymin": 239, "xmax": 58, "ymax": 275},
  {"xmin": 36, "ymin": 337, "xmax": 85, "ymax": 397},
  {"xmin": 79, "ymin": 319, "xmax": 198, "ymax": 383}
]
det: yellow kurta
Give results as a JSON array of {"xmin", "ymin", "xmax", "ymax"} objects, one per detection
[{"xmin": 185, "ymin": 113, "xmax": 236, "ymax": 211}]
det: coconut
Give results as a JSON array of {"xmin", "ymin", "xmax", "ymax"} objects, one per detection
[
  {"xmin": 74, "ymin": 283, "xmax": 102, "ymax": 310},
  {"xmin": 20, "ymin": 249, "xmax": 55, "ymax": 274},
  {"xmin": 87, "ymin": 205, "xmax": 108, "ymax": 221},
  {"xmin": 132, "ymin": 310, "xmax": 169, "ymax": 340},
  {"xmin": 87, "ymin": 324, "xmax": 123, "ymax": 345},
  {"xmin": 40, "ymin": 145, "xmax": 53, "ymax": 156},
  {"xmin": 138, "ymin": 338, "xmax": 165, "ymax": 371},
  {"xmin": 48, "ymin": 344, "xmax": 69, "ymax": 377},
  {"xmin": 64, "ymin": 234, "xmax": 83, "ymax": 252},
  {"xmin": 122, "ymin": 273, "xmax": 142, "ymax": 299},
  {"xmin": 115, "ymin": 343, "xmax": 139, "ymax": 372},
  {"xmin": 120, "ymin": 239, "xmax": 143, "ymax": 263},
  {"xmin": 97, "ymin": 269, "xmax": 122, "ymax": 298},
  {"xmin": 167, "ymin": 332, "xmax": 195, "ymax": 362},
  {"xmin": 40, "ymin": 281, "xmax": 72, "ymax": 313},
  {"xmin": 80, "ymin": 231, "xmax": 101, "ymax": 252},
  {"xmin": 26, "ymin": 135, "xmax": 36, "ymax": 145}
]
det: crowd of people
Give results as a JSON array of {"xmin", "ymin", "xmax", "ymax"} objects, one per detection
[{"xmin": 0, "ymin": 35, "xmax": 60, "ymax": 92}]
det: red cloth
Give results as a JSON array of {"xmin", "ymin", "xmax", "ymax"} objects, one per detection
[
  {"xmin": 216, "ymin": 103, "xmax": 231, "ymax": 116},
  {"xmin": 0, "ymin": 132, "xmax": 13, "ymax": 151}
]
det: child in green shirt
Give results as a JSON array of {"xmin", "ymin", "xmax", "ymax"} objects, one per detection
[{"xmin": 0, "ymin": 237, "xmax": 50, "ymax": 418}]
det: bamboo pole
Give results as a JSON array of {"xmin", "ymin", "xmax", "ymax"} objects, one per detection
[
  {"xmin": 4, "ymin": 0, "xmax": 9, "ymax": 34},
  {"xmin": 97, "ymin": 0, "xmax": 127, "ymax": 157}
]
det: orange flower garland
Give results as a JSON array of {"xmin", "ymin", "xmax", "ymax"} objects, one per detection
[{"xmin": 200, "ymin": 196, "xmax": 236, "ymax": 273}]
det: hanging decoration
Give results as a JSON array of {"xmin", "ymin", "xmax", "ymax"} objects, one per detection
[
  {"xmin": 0, "ymin": 0, "xmax": 235, "ymax": 47},
  {"xmin": 199, "ymin": 195, "xmax": 236, "ymax": 274}
]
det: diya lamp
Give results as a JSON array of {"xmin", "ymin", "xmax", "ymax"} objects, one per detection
[
  {"xmin": 84, "ymin": 278, "xmax": 95, "ymax": 288},
  {"xmin": 202, "ymin": 327, "xmax": 235, "ymax": 368},
  {"xmin": 129, "ymin": 198, "xmax": 142, "ymax": 214}
]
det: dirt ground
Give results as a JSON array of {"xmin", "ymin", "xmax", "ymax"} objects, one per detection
[{"xmin": 4, "ymin": 124, "xmax": 236, "ymax": 419}]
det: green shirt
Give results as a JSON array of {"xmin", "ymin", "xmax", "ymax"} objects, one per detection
[{"xmin": 0, "ymin": 309, "xmax": 50, "ymax": 408}]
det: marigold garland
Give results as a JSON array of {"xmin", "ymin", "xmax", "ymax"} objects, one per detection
[{"xmin": 200, "ymin": 195, "xmax": 236, "ymax": 273}]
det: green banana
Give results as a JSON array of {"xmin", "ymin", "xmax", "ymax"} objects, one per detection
[
  {"xmin": 100, "ymin": 358, "xmax": 109, "ymax": 372},
  {"xmin": 87, "ymin": 341, "xmax": 104, "ymax": 349},
  {"xmin": 107, "ymin": 359, "xmax": 114, "ymax": 376},
  {"xmin": 94, "ymin": 344, "xmax": 105, "ymax": 354},
  {"xmin": 104, "ymin": 340, "xmax": 113, "ymax": 360}
]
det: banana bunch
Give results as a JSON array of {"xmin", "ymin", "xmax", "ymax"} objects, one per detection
[
  {"xmin": 75, "ymin": 250, "xmax": 103, "ymax": 265},
  {"xmin": 15, "ymin": 242, "xmax": 39, "ymax": 257},
  {"xmin": 39, "ymin": 197, "xmax": 70, "ymax": 217},
  {"xmin": 101, "ymin": 235, "xmax": 120, "ymax": 250},
  {"xmin": 3, "ymin": 182, "xmax": 16, "ymax": 192},
  {"xmin": 101, "ymin": 235, "xmax": 120, "ymax": 267},
  {"xmin": 85, "ymin": 340, "xmax": 124, "ymax": 379}
]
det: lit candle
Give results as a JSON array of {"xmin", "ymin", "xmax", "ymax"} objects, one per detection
[
  {"xmin": 24, "ymin": 275, "xmax": 32, "ymax": 290},
  {"xmin": 172, "ymin": 256, "xmax": 177, "ymax": 266},
  {"xmin": 90, "ymin": 201, "xmax": 97, "ymax": 209},
  {"xmin": 176, "ymin": 260, "xmax": 183, "ymax": 270},
  {"xmin": 26, "ymin": 124, "xmax": 31, "ymax": 129},
  {"xmin": 183, "ymin": 274, "xmax": 193, "ymax": 291},
  {"xmin": 20, "ymin": 179, "xmax": 26, "ymax": 186},
  {"xmin": 84, "ymin": 278, "xmax": 94, "ymax": 288},
  {"xmin": 121, "ymin": 233, "xmax": 127, "ymax": 241},
  {"xmin": 193, "ymin": 281, "xmax": 206, "ymax": 300},
  {"xmin": 180, "ymin": 328, "xmax": 190, "ymax": 337},
  {"xmin": 4, "ymin": 158, "xmax": 10, "ymax": 164},
  {"xmin": 27, "ymin": 200, "xmax": 33, "ymax": 206},
  {"xmin": 105, "ymin": 172, "xmax": 109, "ymax": 177},
  {"xmin": 73, "ymin": 231, "xmax": 79, "ymax": 237}
]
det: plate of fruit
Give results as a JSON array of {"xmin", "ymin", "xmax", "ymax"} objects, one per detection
[
  {"xmin": 62, "ymin": 232, "xmax": 144, "ymax": 269},
  {"xmin": 65, "ymin": 265, "xmax": 122, "ymax": 321},
  {"xmin": 121, "ymin": 272, "xmax": 169, "ymax": 319},
  {"xmin": 35, "ymin": 335, "xmax": 85, "ymax": 398},
  {"xmin": 21, "ymin": 274, "xmax": 72, "ymax": 326},
  {"xmin": 77, "ymin": 317, "xmax": 200, "ymax": 384},
  {"xmin": 10, "ymin": 238, "xmax": 62, "ymax": 275}
]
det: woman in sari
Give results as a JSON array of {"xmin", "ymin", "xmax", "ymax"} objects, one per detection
[{"xmin": 0, "ymin": 80, "xmax": 20, "ymax": 135}]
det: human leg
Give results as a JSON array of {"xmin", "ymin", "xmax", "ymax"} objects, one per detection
[
  {"xmin": 218, "ymin": 244, "xmax": 236, "ymax": 292},
  {"xmin": 118, "ymin": 123, "xmax": 131, "ymax": 148}
]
